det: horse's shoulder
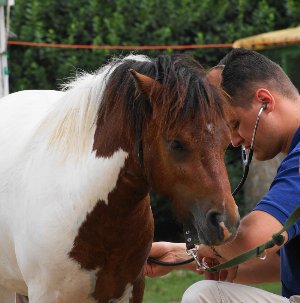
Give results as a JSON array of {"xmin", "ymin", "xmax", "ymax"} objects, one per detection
[
  {"xmin": 2, "ymin": 89, "xmax": 62, "ymax": 102},
  {"xmin": 0, "ymin": 90, "xmax": 63, "ymax": 112}
]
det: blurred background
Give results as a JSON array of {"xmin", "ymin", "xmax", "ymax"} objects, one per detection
[{"xmin": 1, "ymin": 0, "xmax": 300, "ymax": 242}]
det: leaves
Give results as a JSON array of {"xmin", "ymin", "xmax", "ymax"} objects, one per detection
[{"xmin": 8, "ymin": 0, "xmax": 300, "ymax": 91}]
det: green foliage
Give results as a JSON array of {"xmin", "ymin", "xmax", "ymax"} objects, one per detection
[
  {"xmin": 9, "ymin": 0, "xmax": 300, "ymax": 92},
  {"xmin": 7, "ymin": 0, "xmax": 300, "ymax": 239}
]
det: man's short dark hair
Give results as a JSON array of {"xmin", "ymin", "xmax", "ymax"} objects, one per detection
[{"xmin": 218, "ymin": 48, "xmax": 298, "ymax": 107}]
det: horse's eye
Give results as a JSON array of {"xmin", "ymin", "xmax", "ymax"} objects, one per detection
[{"xmin": 169, "ymin": 140, "xmax": 185, "ymax": 151}]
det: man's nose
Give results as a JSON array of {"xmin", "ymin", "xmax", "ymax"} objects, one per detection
[{"xmin": 231, "ymin": 132, "xmax": 243, "ymax": 147}]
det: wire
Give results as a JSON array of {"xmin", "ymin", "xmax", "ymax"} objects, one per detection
[
  {"xmin": 7, "ymin": 40, "xmax": 233, "ymax": 50},
  {"xmin": 7, "ymin": 36, "xmax": 300, "ymax": 51}
]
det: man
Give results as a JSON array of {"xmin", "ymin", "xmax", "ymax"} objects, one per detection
[{"xmin": 145, "ymin": 48, "xmax": 300, "ymax": 303}]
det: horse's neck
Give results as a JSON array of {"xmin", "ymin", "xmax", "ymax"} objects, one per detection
[
  {"xmin": 117, "ymin": 157, "xmax": 150, "ymax": 206},
  {"xmin": 93, "ymin": 111, "xmax": 149, "ymax": 201},
  {"xmin": 69, "ymin": 147, "xmax": 152, "ymax": 273}
]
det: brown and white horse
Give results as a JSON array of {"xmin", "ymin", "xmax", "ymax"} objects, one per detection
[{"xmin": 0, "ymin": 54, "xmax": 239, "ymax": 303}]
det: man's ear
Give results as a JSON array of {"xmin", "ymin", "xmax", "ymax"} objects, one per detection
[
  {"xmin": 256, "ymin": 88, "xmax": 275, "ymax": 113},
  {"xmin": 129, "ymin": 69, "xmax": 161, "ymax": 97},
  {"xmin": 206, "ymin": 65, "xmax": 224, "ymax": 87}
]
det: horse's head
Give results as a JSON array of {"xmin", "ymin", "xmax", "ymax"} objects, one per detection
[{"xmin": 129, "ymin": 55, "xmax": 239, "ymax": 246}]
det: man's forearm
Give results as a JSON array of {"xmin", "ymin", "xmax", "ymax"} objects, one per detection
[
  {"xmin": 234, "ymin": 253, "xmax": 280, "ymax": 284},
  {"xmin": 208, "ymin": 210, "xmax": 287, "ymax": 261}
]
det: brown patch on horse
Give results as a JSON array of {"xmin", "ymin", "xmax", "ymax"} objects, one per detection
[{"xmin": 69, "ymin": 156, "xmax": 153, "ymax": 302}]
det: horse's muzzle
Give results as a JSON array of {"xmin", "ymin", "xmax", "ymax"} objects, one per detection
[
  {"xmin": 191, "ymin": 209, "xmax": 240, "ymax": 246},
  {"xmin": 206, "ymin": 210, "xmax": 240, "ymax": 243}
]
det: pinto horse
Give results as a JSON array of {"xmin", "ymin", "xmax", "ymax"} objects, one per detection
[{"xmin": 0, "ymin": 54, "xmax": 239, "ymax": 303}]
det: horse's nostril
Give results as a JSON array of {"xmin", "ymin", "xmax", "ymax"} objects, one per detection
[
  {"xmin": 199, "ymin": 209, "xmax": 238, "ymax": 245},
  {"xmin": 206, "ymin": 210, "xmax": 223, "ymax": 228}
]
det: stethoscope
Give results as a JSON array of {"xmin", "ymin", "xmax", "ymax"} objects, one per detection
[
  {"xmin": 147, "ymin": 102, "xmax": 268, "ymax": 268},
  {"xmin": 232, "ymin": 102, "xmax": 267, "ymax": 196}
]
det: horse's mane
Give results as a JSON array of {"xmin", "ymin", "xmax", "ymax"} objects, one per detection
[
  {"xmin": 98, "ymin": 54, "xmax": 225, "ymax": 141},
  {"xmin": 39, "ymin": 54, "xmax": 224, "ymax": 158},
  {"xmin": 38, "ymin": 55, "xmax": 150, "ymax": 158}
]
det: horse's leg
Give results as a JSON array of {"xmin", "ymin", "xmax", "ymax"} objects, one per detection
[{"xmin": 0, "ymin": 285, "xmax": 15, "ymax": 303}]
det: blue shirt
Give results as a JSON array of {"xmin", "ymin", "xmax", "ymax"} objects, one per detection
[{"xmin": 254, "ymin": 127, "xmax": 300, "ymax": 298}]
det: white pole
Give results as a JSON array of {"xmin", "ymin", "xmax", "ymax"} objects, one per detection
[
  {"xmin": 0, "ymin": 4, "xmax": 8, "ymax": 97},
  {"xmin": 0, "ymin": 0, "xmax": 14, "ymax": 98}
]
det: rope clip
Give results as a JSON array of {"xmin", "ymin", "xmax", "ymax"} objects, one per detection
[{"xmin": 186, "ymin": 247, "xmax": 209, "ymax": 270}]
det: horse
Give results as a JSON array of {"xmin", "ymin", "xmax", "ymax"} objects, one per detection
[{"xmin": 0, "ymin": 54, "xmax": 239, "ymax": 303}]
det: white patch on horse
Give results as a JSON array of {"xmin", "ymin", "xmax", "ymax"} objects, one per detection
[
  {"xmin": 7, "ymin": 146, "xmax": 127, "ymax": 299},
  {"xmin": 109, "ymin": 284, "xmax": 133, "ymax": 303},
  {"xmin": 37, "ymin": 65, "xmax": 114, "ymax": 159},
  {"xmin": 206, "ymin": 123, "xmax": 215, "ymax": 134}
]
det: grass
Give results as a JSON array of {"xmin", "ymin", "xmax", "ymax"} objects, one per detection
[{"xmin": 144, "ymin": 270, "xmax": 281, "ymax": 303}]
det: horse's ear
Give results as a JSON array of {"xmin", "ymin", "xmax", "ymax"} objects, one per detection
[
  {"xmin": 129, "ymin": 69, "xmax": 159, "ymax": 97},
  {"xmin": 206, "ymin": 65, "xmax": 224, "ymax": 87}
]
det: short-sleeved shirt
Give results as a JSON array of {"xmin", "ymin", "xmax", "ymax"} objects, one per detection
[{"xmin": 254, "ymin": 127, "xmax": 300, "ymax": 298}]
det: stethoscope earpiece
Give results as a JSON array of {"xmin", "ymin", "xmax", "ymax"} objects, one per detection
[{"xmin": 262, "ymin": 102, "xmax": 267, "ymax": 110}]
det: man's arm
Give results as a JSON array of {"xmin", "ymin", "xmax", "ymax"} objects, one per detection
[
  {"xmin": 200, "ymin": 209, "xmax": 286, "ymax": 283},
  {"xmin": 235, "ymin": 252, "xmax": 280, "ymax": 284},
  {"xmin": 211, "ymin": 210, "xmax": 287, "ymax": 260}
]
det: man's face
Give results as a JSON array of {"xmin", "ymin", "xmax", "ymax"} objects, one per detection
[
  {"xmin": 229, "ymin": 103, "xmax": 280, "ymax": 161},
  {"xmin": 207, "ymin": 66, "xmax": 282, "ymax": 161}
]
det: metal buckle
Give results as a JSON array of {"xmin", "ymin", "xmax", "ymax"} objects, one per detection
[{"xmin": 186, "ymin": 247, "xmax": 209, "ymax": 270}]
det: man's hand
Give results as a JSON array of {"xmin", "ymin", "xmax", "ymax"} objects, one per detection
[
  {"xmin": 145, "ymin": 242, "xmax": 194, "ymax": 277},
  {"xmin": 202, "ymin": 257, "xmax": 238, "ymax": 282},
  {"xmin": 194, "ymin": 245, "xmax": 237, "ymax": 282}
]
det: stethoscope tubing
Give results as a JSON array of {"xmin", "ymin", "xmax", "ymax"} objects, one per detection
[{"xmin": 232, "ymin": 103, "xmax": 266, "ymax": 196}]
